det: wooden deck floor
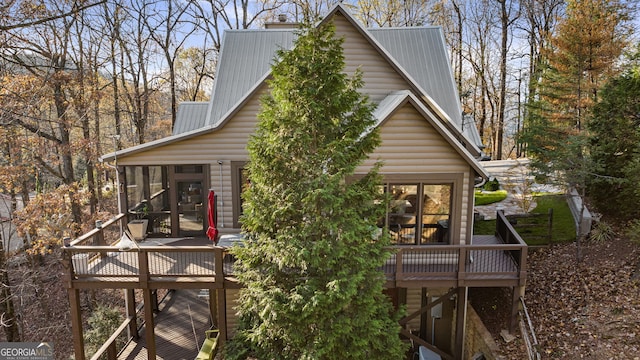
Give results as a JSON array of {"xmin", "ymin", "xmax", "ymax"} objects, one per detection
[{"xmin": 119, "ymin": 289, "xmax": 212, "ymax": 359}]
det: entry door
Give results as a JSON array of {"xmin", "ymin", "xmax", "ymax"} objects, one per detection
[{"xmin": 176, "ymin": 180, "xmax": 205, "ymax": 236}]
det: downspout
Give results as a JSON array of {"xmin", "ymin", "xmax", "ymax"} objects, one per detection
[{"xmin": 218, "ymin": 160, "xmax": 224, "ymax": 227}]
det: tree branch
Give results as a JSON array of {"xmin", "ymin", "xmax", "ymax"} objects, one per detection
[{"xmin": 0, "ymin": 0, "xmax": 106, "ymax": 31}]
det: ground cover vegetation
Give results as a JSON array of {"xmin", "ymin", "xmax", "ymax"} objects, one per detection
[
  {"xmin": 474, "ymin": 189, "xmax": 508, "ymax": 206},
  {"xmin": 473, "ymin": 194, "xmax": 574, "ymax": 245},
  {"xmin": 225, "ymin": 22, "xmax": 406, "ymax": 360}
]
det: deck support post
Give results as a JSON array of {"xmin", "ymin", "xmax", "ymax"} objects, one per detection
[
  {"xmin": 209, "ymin": 287, "xmax": 218, "ymax": 327},
  {"xmin": 69, "ymin": 288, "xmax": 85, "ymax": 360},
  {"xmin": 216, "ymin": 288, "xmax": 227, "ymax": 346},
  {"xmin": 152, "ymin": 289, "xmax": 159, "ymax": 312},
  {"xmin": 125, "ymin": 289, "xmax": 138, "ymax": 339},
  {"xmin": 509, "ymin": 286, "xmax": 523, "ymax": 333},
  {"xmin": 143, "ymin": 289, "xmax": 157, "ymax": 359},
  {"xmin": 454, "ymin": 287, "xmax": 467, "ymax": 360}
]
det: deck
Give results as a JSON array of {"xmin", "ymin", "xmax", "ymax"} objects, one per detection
[
  {"xmin": 64, "ymin": 234, "xmax": 525, "ymax": 290},
  {"xmin": 63, "ymin": 211, "xmax": 527, "ymax": 360},
  {"xmin": 119, "ymin": 289, "xmax": 211, "ymax": 360}
]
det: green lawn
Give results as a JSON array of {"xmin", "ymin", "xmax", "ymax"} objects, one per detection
[
  {"xmin": 530, "ymin": 195, "xmax": 576, "ymax": 244},
  {"xmin": 474, "ymin": 190, "xmax": 508, "ymax": 205},
  {"xmin": 473, "ymin": 194, "xmax": 576, "ymax": 245}
]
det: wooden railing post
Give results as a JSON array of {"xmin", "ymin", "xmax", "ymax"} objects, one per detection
[
  {"xmin": 214, "ymin": 248, "xmax": 225, "ymax": 284},
  {"xmin": 142, "ymin": 288, "xmax": 157, "ymax": 359},
  {"xmin": 457, "ymin": 246, "xmax": 466, "ymax": 285},
  {"xmin": 548, "ymin": 208, "xmax": 554, "ymax": 245},
  {"xmin": 395, "ymin": 248, "xmax": 403, "ymax": 283},
  {"xmin": 68, "ymin": 288, "xmax": 85, "ymax": 360},
  {"xmin": 106, "ymin": 343, "xmax": 117, "ymax": 360},
  {"xmin": 95, "ymin": 220, "xmax": 105, "ymax": 246},
  {"xmin": 138, "ymin": 251, "xmax": 149, "ymax": 288}
]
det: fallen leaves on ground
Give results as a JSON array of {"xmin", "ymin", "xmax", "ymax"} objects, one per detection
[{"xmin": 481, "ymin": 237, "xmax": 640, "ymax": 359}]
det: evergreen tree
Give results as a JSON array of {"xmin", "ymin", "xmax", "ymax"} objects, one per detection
[
  {"xmin": 226, "ymin": 21, "xmax": 406, "ymax": 360},
  {"xmin": 522, "ymin": 0, "xmax": 632, "ymax": 167},
  {"xmin": 588, "ymin": 46, "xmax": 640, "ymax": 220}
]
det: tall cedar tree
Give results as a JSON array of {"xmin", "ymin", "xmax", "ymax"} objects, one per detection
[{"xmin": 226, "ymin": 22, "xmax": 406, "ymax": 360}]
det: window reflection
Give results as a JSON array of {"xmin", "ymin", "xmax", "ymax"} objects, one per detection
[{"xmin": 381, "ymin": 182, "xmax": 452, "ymax": 245}]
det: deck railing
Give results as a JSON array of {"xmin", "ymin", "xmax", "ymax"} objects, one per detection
[
  {"xmin": 383, "ymin": 244, "xmax": 525, "ymax": 287},
  {"xmin": 69, "ymin": 213, "xmax": 128, "ymax": 247},
  {"xmin": 64, "ymin": 246, "xmax": 225, "ymax": 283},
  {"xmin": 63, "ymin": 211, "xmax": 526, "ymax": 288},
  {"xmin": 381, "ymin": 211, "xmax": 527, "ymax": 286}
]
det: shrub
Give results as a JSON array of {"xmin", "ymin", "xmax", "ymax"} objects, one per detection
[
  {"xmin": 625, "ymin": 219, "xmax": 640, "ymax": 244},
  {"xmin": 85, "ymin": 305, "xmax": 122, "ymax": 358},
  {"xmin": 483, "ymin": 178, "xmax": 500, "ymax": 192},
  {"xmin": 589, "ymin": 221, "xmax": 615, "ymax": 243}
]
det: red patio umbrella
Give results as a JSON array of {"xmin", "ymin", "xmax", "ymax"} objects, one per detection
[{"xmin": 206, "ymin": 190, "xmax": 219, "ymax": 244}]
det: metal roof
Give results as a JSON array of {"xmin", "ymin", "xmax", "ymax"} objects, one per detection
[
  {"xmin": 172, "ymin": 102, "xmax": 209, "ymax": 135},
  {"xmin": 135, "ymin": 4, "xmax": 485, "ymax": 164},
  {"xmin": 206, "ymin": 30, "xmax": 296, "ymax": 128},
  {"xmin": 372, "ymin": 90, "xmax": 412, "ymax": 124},
  {"xmin": 174, "ymin": 24, "xmax": 469, "ymax": 137},
  {"xmin": 367, "ymin": 27, "xmax": 463, "ymax": 128}
]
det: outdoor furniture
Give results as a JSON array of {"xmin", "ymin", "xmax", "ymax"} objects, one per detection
[{"xmin": 195, "ymin": 329, "xmax": 219, "ymax": 360}]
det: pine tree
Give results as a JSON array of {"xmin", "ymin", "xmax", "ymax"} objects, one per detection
[
  {"xmin": 524, "ymin": 0, "xmax": 631, "ymax": 162},
  {"xmin": 226, "ymin": 22, "xmax": 406, "ymax": 360}
]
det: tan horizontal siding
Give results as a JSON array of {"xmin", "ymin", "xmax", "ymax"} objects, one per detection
[
  {"xmin": 361, "ymin": 105, "xmax": 469, "ymax": 173},
  {"xmin": 359, "ymin": 104, "xmax": 474, "ymax": 244},
  {"xmin": 405, "ymin": 288, "xmax": 423, "ymax": 331},
  {"xmin": 226, "ymin": 289, "xmax": 240, "ymax": 337},
  {"xmin": 333, "ymin": 14, "xmax": 409, "ymax": 104}
]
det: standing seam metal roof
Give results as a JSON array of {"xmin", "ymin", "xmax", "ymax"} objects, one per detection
[
  {"xmin": 205, "ymin": 30, "xmax": 296, "ymax": 129},
  {"xmin": 167, "ymin": 7, "xmax": 485, "ymax": 160},
  {"xmin": 173, "ymin": 102, "xmax": 210, "ymax": 135},
  {"xmin": 174, "ymin": 25, "xmax": 466, "ymax": 137},
  {"xmin": 367, "ymin": 27, "xmax": 463, "ymax": 127}
]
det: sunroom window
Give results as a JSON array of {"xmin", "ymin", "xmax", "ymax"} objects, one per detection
[{"xmin": 383, "ymin": 183, "xmax": 452, "ymax": 245}]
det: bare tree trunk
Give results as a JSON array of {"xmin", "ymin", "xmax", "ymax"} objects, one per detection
[
  {"xmin": 0, "ymin": 241, "xmax": 20, "ymax": 341},
  {"xmin": 495, "ymin": 0, "xmax": 518, "ymax": 160},
  {"xmin": 452, "ymin": 0, "xmax": 464, "ymax": 93}
]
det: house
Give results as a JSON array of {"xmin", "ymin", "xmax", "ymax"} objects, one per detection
[
  {"xmin": 63, "ymin": 5, "xmax": 527, "ymax": 360},
  {"xmin": 0, "ymin": 193, "xmax": 24, "ymax": 252}
]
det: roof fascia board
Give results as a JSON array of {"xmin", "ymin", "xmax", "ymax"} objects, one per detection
[{"xmin": 100, "ymin": 124, "xmax": 217, "ymax": 162}]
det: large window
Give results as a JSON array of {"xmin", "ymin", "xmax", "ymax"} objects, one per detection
[
  {"xmin": 231, "ymin": 162, "xmax": 248, "ymax": 228},
  {"xmin": 383, "ymin": 182, "xmax": 452, "ymax": 245},
  {"xmin": 125, "ymin": 165, "xmax": 169, "ymax": 214}
]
